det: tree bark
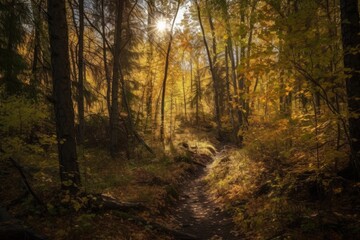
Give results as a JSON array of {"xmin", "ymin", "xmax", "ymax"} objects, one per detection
[
  {"xmin": 110, "ymin": 0, "xmax": 125, "ymax": 157},
  {"xmin": 195, "ymin": 0, "xmax": 222, "ymax": 139},
  {"xmin": 196, "ymin": 64, "xmax": 200, "ymax": 125},
  {"xmin": 98, "ymin": 0, "xmax": 112, "ymax": 116},
  {"xmin": 225, "ymin": 46, "xmax": 237, "ymax": 141},
  {"xmin": 181, "ymin": 51, "xmax": 187, "ymax": 120},
  {"xmin": 144, "ymin": 0, "xmax": 155, "ymax": 133},
  {"xmin": 160, "ymin": 0, "xmax": 181, "ymax": 142},
  {"xmin": 339, "ymin": 0, "xmax": 360, "ymax": 178},
  {"xmin": 182, "ymin": 73, "xmax": 187, "ymax": 120},
  {"xmin": 77, "ymin": 0, "xmax": 85, "ymax": 146},
  {"xmin": 47, "ymin": 0, "xmax": 81, "ymax": 193},
  {"xmin": 220, "ymin": 0, "xmax": 242, "ymax": 141}
]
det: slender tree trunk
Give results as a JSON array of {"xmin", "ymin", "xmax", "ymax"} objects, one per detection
[
  {"xmin": 181, "ymin": 51, "xmax": 187, "ymax": 120},
  {"xmin": 110, "ymin": 0, "xmax": 125, "ymax": 157},
  {"xmin": 238, "ymin": 0, "xmax": 248, "ymax": 128},
  {"xmin": 196, "ymin": 66, "xmax": 200, "ymax": 126},
  {"xmin": 99, "ymin": 0, "xmax": 112, "ymax": 116},
  {"xmin": 195, "ymin": 0, "xmax": 222, "ymax": 139},
  {"xmin": 160, "ymin": 0, "xmax": 180, "ymax": 142},
  {"xmin": 31, "ymin": 35, "xmax": 39, "ymax": 97},
  {"xmin": 225, "ymin": 21, "xmax": 241, "ymax": 139},
  {"xmin": 225, "ymin": 46, "xmax": 236, "ymax": 141},
  {"xmin": 339, "ymin": 0, "xmax": 360, "ymax": 178},
  {"xmin": 47, "ymin": 0, "xmax": 81, "ymax": 193},
  {"xmin": 77, "ymin": 0, "xmax": 85, "ymax": 146},
  {"xmin": 170, "ymin": 82, "xmax": 174, "ymax": 140},
  {"xmin": 244, "ymin": 0, "xmax": 257, "ymax": 119},
  {"xmin": 190, "ymin": 58, "xmax": 193, "ymax": 104},
  {"xmin": 182, "ymin": 73, "xmax": 187, "ymax": 120},
  {"xmin": 144, "ymin": 0, "xmax": 154, "ymax": 133},
  {"xmin": 30, "ymin": 0, "xmax": 43, "ymax": 97},
  {"xmin": 206, "ymin": 2, "xmax": 217, "ymax": 66}
]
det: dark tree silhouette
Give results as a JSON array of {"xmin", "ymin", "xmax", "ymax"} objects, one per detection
[
  {"xmin": 47, "ymin": 0, "xmax": 81, "ymax": 192},
  {"xmin": 340, "ymin": 0, "xmax": 360, "ymax": 178}
]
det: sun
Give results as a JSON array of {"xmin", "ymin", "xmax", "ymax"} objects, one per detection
[{"xmin": 156, "ymin": 19, "xmax": 168, "ymax": 32}]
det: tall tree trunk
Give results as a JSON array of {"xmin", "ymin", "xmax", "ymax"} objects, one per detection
[
  {"xmin": 30, "ymin": 0, "xmax": 44, "ymax": 97},
  {"xmin": 47, "ymin": 0, "xmax": 80, "ymax": 193},
  {"xmin": 190, "ymin": 58, "xmax": 193, "ymax": 110},
  {"xmin": 195, "ymin": 0, "xmax": 222, "ymax": 139},
  {"xmin": 225, "ymin": 46, "xmax": 236, "ymax": 141},
  {"xmin": 169, "ymin": 81, "xmax": 174, "ymax": 140},
  {"xmin": 244, "ymin": 0, "xmax": 257, "ymax": 120},
  {"xmin": 238, "ymin": 0, "xmax": 248, "ymax": 127},
  {"xmin": 144, "ymin": 0, "xmax": 155, "ymax": 133},
  {"xmin": 160, "ymin": 0, "xmax": 180, "ymax": 142},
  {"xmin": 222, "ymin": 3, "xmax": 241, "ymax": 141},
  {"xmin": 182, "ymin": 73, "xmax": 187, "ymax": 120},
  {"xmin": 110, "ymin": 0, "xmax": 125, "ymax": 157},
  {"xmin": 206, "ymin": 1, "xmax": 217, "ymax": 66},
  {"xmin": 31, "ymin": 24, "xmax": 39, "ymax": 91},
  {"xmin": 339, "ymin": 0, "xmax": 360, "ymax": 178},
  {"xmin": 77, "ymin": 0, "xmax": 85, "ymax": 146},
  {"xmin": 100, "ymin": 0, "xmax": 112, "ymax": 116},
  {"xmin": 181, "ymin": 51, "xmax": 187, "ymax": 120},
  {"xmin": 195, "ymin": 64, "xmax": 200, "ymax": 126}
]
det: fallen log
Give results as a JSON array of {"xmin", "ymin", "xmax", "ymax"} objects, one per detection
[{"xmin": 98, "ymin": 195, "xmax": 147, "ymax": 212}]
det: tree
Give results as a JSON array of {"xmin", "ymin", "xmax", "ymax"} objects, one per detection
[
  {"xmin": 30, "ymin": 0, "xmax": 51, "ymax": 97},
  {"xmin": 160, "ymin": 0, "xmax": 181, "ymax": 142},
  {"xmin": 77, "ymin": 0, "xmax": 85, "ymax": 146},
  {"xmin": 339, "ymin": 0, "xmax": 360, "ymax": 178},
  {"xmin": 195, "ymin": 0, "xmax": 222, "ymax": 139},
  {"xmin": 47, "ymin": 0, "xmax": 81, "ymax": 192},
  {"xmin": 0, "ymin": 0, "xmax": 29, "ymax": 95},
  {"xmin": 109, "ymin": 0, "xmax": 125, "ymax": 157}
]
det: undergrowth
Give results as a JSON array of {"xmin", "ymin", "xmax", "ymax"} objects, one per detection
[
  {"xmin": 0, "ymin": 116, "xmax": 215, "ymax": 239},
  {"xmin": 206, "ymin": 116, "xmax": 360, "ymax": 240}
]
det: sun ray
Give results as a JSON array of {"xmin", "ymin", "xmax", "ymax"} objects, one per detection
[{"xmin": 156, "ymin": 18, "xmax": 168, "ymax": 32}]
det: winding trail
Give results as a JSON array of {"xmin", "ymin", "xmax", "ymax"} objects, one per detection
[{"xmin": 172, "ymin": 162, "xmax": 239, "ymax": 240}]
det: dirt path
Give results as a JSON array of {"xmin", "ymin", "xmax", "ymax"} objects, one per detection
[{"xmin": 172, "ymin": 165, "xmax": 239, "ymax": 240}]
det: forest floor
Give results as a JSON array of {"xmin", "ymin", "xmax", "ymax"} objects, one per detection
[
  {"xmin": 160, "ymin": 127, "xmax": 239, "ymax": 239},
  {"xmin": 171, "ymin": 163, "xmax": 239, "ymax": 240},
  {"xmin": 1, "ymin": 125, "xmax": 360, "ymax": 239}
]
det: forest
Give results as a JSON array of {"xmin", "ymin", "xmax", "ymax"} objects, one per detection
[{"xmin": 0, "ymin": 0, "xmax": 360, "ymax": 239}]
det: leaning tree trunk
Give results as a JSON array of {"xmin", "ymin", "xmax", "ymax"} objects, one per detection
[
  {"xmin": 195, "ymin": 0, "xmax": 222, "ymax": 139},
  {"xmin": 340, "ymin": 0, "xmax": 360, "ymax": 178},
  {"xmin": 47, "ymin": 0, "xmax": 81, "ymax": 193}
]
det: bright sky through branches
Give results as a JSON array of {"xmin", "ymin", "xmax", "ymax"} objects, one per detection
[
  {"xmin": 156, "ymin": 18, "xmax": 168, "ymax": 32},
  {"xmin": 155, "ymin": 3, "xmax": 186, "ymax": 33}
]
